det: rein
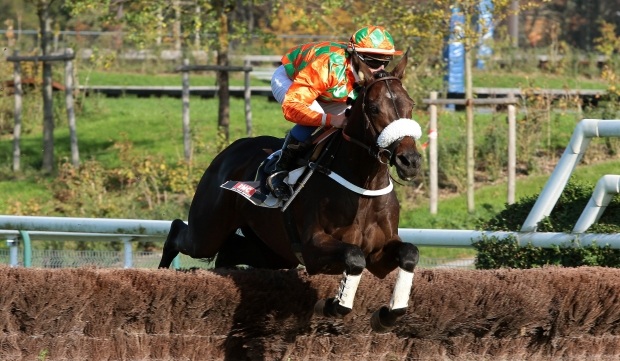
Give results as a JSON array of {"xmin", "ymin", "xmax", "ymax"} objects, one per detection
[{"xmin": 342, "ymin": 75, "xmax": 403, "ymax": 165}]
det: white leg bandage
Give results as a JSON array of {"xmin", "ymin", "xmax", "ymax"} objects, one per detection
[
  {"xmin": 389, "ymin": 268, "xmax": 414, "ymax": 310},
  {"xmin": 335, "ymin": 272, "xmax": 362, "ymax": 309}
]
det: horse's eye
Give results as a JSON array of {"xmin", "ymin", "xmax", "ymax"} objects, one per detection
[{"xmin": 367, "ymin": 105, "xmax": 379, "ymax": 115}]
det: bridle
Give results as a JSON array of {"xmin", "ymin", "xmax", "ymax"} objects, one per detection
[{"xmin": 341, "ymin": 74, "xmax": 406, "ymax": 165}]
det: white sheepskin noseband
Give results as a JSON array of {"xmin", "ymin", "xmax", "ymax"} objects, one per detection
[{"xmin": 376, "ymin": 118, "xmax": 422, "ymax": 148}]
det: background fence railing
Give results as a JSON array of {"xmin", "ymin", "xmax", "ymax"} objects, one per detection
[
  {"xmin": 3, "ymin": 119, "xmax": 620, "ymax": 270},
  {"xmin": 0, "ymin": 247, "xmax": 475, "ymax": 270}
]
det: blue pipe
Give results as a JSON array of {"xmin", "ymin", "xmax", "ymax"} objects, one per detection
[{"xmin": 19, "ymin": 230, "xmax": 31, "ymax": 267}]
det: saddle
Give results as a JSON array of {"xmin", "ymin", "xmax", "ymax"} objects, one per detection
[{"xmin": 220, "ymin": 128, "xmax": 340, "ymax": 208}]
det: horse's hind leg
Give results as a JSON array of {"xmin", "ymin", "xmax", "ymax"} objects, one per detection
[
  {"xmin": 158, "ymin": 219, "xmax": 187, "ymax": 269},
  {"xmin": 370, "ymin": 242, "xmax": 419, "ymax": 332}
]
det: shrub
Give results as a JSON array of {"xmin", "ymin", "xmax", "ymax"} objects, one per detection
[{"xmin": 474, "ymin": 180, "xmax": 620, "ymax": 269}]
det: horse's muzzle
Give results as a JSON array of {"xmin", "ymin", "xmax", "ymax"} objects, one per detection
[{"xmin": 392, "ymin": 140, "xmax": 422, "ymax": 181}]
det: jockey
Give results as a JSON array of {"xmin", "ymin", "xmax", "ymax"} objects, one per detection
[{"xmin": 268, "ymin": 25, "xmax": 403, "ymax": 199}]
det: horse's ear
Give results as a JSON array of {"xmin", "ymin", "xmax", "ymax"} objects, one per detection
[
  {"xmin": 351, "ymin": 51, "xmax": 374, "ymax": 83},
  {"xmin": 392, "ymin": 49, "xmax": 409, "ymax": 80}
]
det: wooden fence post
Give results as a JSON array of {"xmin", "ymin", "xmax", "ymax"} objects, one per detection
[
  {"xmin": 12, "ymin": 51, "xmax": 22, "ymax": 172},
  {"xmin": 65, "ymin": 48, "xmax": 79, "ymax": 167},
  {"xmin": 181, "ymin": 58, "xmax": 191, "ymax": 162},
  {"xmin": 175, "ymin": 63, "xmax": 253, "ymax": 152},
  {"xmin": 9, "ymin": 51, "xmax": 76, "ymax": 173},
  {"xmin": 429, "ymin": 91, "xmax": 438, "ymax": 214},
  {"xmin": 507, "ymin": 93, "xmax": 517, "ymax": 204},
  {"xmin": 424, "ymin": 95, "xmax": 521, "ymax": 213},
  {"xmin": 244, "ymin": 59, "xmax": 252, "ymax": 137}
]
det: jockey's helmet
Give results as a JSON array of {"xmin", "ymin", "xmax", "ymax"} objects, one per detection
[{"xmin": 347, "ymin": 26, "xmax": 403, "ymax": 57}]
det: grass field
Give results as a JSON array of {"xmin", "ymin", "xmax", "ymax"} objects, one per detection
[
  {"xmin": 75, "ymin": 65, "xmax": 609, "ymax": 89},
  {"xmin": 1, "ymin": 66, "xmax": 618, "ymax": 260}
]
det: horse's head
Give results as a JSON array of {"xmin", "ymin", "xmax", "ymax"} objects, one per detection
[{"xmin": 346, "ymin": 51, "xmax": 422, "ymax": 181}]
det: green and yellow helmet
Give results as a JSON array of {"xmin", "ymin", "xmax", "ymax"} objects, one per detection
[{"xmin": 347, "ymin": 25, "xmax": 403, "ymax": 56}]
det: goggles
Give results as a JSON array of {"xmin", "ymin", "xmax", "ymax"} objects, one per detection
[{"xmin": 357, "ymin": 53, "xmax": 392, "ymax": 69}]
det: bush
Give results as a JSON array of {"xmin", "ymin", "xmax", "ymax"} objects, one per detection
[{"xmin": 474, "ymin": 180, "xmax": 620, "ymax": 269}]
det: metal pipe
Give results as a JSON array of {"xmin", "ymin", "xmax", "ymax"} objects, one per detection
[
  {"xmin": 19, "ymin": 230, "xmax": 31, "ymax": 267},
  {"xmin": 0, "ymin": 230, "xmax": 164, "ymax": 242},
  {"xmin": 6, "ymin": 236, "xmax": 18, "ymax": 267},
  {"xmin": 398, "ymin": 228, "xmax": 620, "ymax": 248},
  {"xmin": 122, "ymin": 237, "xmax": 133, "ymax": 268},
  {"xmin": 573, "ymin": 175, "xmax": 620, "ymax": 233},
  {"xmin": 0, "ymin": 215, "xmax": 171, "ymax": 236},
  {"xmin": 521, "ymin": 119, "xmax": 620, "ymax": 232}
]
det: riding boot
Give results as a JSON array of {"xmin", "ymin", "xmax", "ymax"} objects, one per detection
[{"xmin": 267, "ymin": 134, "xmax": 309, "ymax": 199}]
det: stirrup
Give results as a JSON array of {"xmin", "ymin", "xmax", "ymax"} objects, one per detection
[{"xmin": 267, "ymin": 171, "xmax": 292, "ymax": 199}]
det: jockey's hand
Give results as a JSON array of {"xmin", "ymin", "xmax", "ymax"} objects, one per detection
[{"xmin": 330, "ymin": 113, "xmax": 347, "ymax": 128}]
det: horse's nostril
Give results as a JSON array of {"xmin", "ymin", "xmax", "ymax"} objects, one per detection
[
  {"xmin": 397, "ymin": 153, "xmax": 421, "ymax": 169},
  {"xmin": 398, "ymin": 154, "xmax": 411, "ymax": 167}
]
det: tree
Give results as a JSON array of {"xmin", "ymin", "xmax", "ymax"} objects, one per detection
[
  {"xmin": 36, "ymin": 0, "xmax": 55, "ymax": 174},
  {"xmin": 64, "ymin": 0, "xmax": 353, "ymax": 143},
  {"xmin": 357, "ymin": 0, "xmax": 548, "ymax": 213}
]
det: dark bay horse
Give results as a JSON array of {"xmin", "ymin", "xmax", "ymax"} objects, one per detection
[{"xmin": 159, "ymin": 52, "xmax": 422, "ymax": 332}]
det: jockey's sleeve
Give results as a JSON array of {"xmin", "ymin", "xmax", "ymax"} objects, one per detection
[{"xmin": 282, "ymin": 56, "xmax": 333, "ymax": 127}]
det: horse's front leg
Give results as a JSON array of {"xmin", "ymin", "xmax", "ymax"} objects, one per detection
[
  {"xmin": 368, "ymin": 240, "xmax": 419, "ymax": 332},
  {"xmin": 305, "ymin": 236, "xmax": 367, "ymax": 318}
]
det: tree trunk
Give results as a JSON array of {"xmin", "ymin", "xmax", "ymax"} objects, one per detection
[
  {"xmin": 38, "ymin": 0, "xmax": 54, "ymax": 174},
  {"xmin": 173, "ymin": 0, "xmax": 181, "ymax": 51},
  {"xmin": 508, "ymin": 0, "xmax": 519, "ymax": 47},
  {"xmin": 217, "ymin": 10, "xmax": 230, "ymax": 143}
]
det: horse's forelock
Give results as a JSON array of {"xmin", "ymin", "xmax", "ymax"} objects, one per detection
[{"xmin": 374, "ymin": 70, "xmax": 390, "ymax": 79}]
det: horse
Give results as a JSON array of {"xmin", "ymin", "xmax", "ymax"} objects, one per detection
[{"xmin": 159, "ymin": 51, "xmax": 423, "ymax": 332}]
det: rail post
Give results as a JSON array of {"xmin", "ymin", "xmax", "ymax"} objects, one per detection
[
  {"xmin": 7, "ymin": 236, "xmax": 19, "ymax": 267},
  {"xmin": 121, "ymin": 237, "xmax": 133, "ymax": 268},
  {"xmin": 243, "ymin": 58, "xmax": 253, "ymax": 136},
  {"xmin": 429, "ymin": 91, "xmax": 438, "ymax": 214},
  {"xmin": 6, "ymin": 50, "xmax": 78, "ymax": 172},
  {"xmin": 181, "ymin": 58, "xmax": 191, "ymax": 161},
  {"xmin": 507, "ymin": 93, "xmax": 517, "ymax": 204},
  {"xmin": 175, "ymin": 63, "xmax": 254, "ymax": 153},
  {"xmin": 423, "ymin": 95, "xmax": 520, "ymax": 210},
  {"xmin": 19, "ymin": 230, "xmax": 32, "ymax": 267},
  {"xmin": 65, "ymin": 48, "xmax": 79, "ymax": 167}
]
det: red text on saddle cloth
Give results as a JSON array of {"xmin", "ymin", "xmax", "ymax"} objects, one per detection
[{"xmin": 233, "ymin": 183, "xmax": 256, "ymax": 196}]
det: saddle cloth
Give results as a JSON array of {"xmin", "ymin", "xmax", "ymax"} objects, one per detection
[{"xmin": 220, "ymin": 128, "xmax": 338, "ymax": 208}]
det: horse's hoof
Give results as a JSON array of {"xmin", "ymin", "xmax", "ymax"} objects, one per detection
[
  {"xmin": 314, "ymin": 298, "xmax": 351, "ymax": 318},
  {"xmin": 370, "ymin": 306, "xmax": 400, "ymax": 333}
]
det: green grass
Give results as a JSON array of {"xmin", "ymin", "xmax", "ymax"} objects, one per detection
[
  {"xmin": 77, "ymin": 69, "xmax": 258, "ymax": 87},
  {"xmin": 1, "ymin": 68, "xmax": 618, "ymax": 260},
  {"xmin": 77, "ymin": 66, "xmax": 609, "ymax": 90},
  {"xmin": 0, "ymin": 94, "xmax": 289, "ymax": 211},
  {"xmin": 402, "ymin": 157, "xmax": 620, "ymax": 229},
  {"xmin": 404, "ymin": 157, "xmax": 620, "ymax": 260},
  {"xmin": 472, "ymin": 69, "xmax": 608, "ymax": 89},
  {"xmin": 1, "ymin": 89, "xmax": 613, "ymax": 216}
]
